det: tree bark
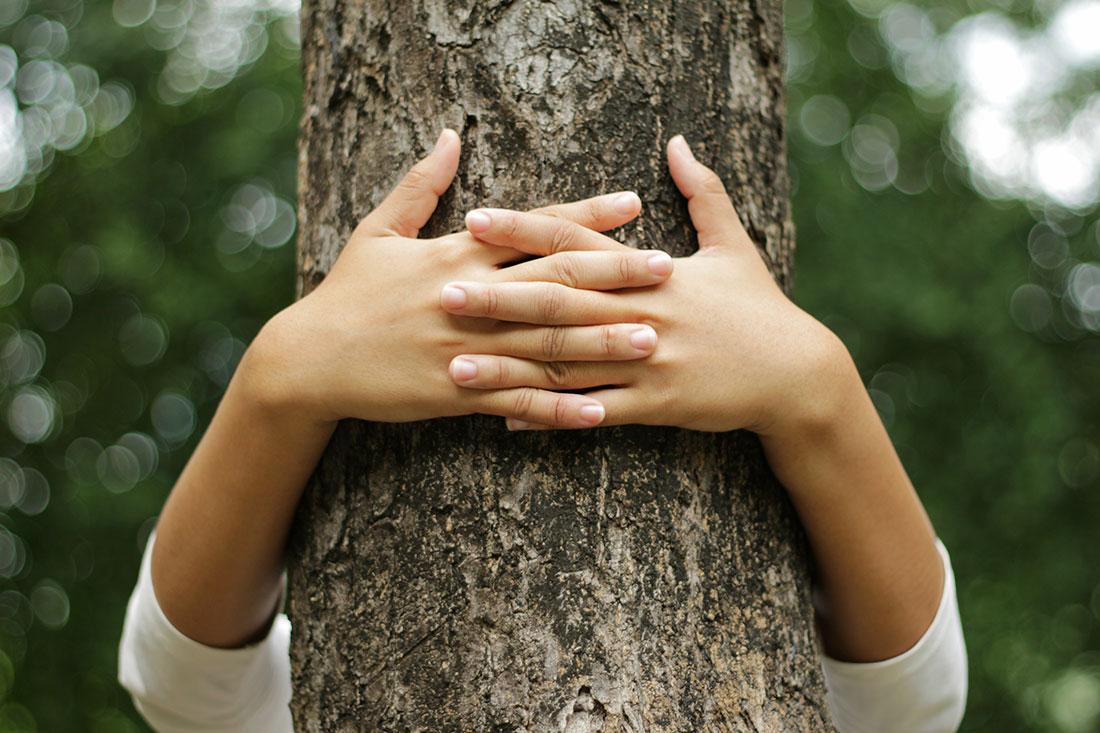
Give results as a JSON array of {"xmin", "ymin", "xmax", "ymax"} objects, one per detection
[{"xmin": 290, "ymin": 1, "xmax": 834, "ymax": 730}]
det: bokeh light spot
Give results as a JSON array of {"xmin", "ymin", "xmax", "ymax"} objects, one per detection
[
  {"xmin": 59, "ymin": 244, "xmax": 101, "ymax": 294},
  {"xmin": 800, "ymin": 95, "xmax": 850, "ymax": 147},
  {"xmin": 1050, "ymin": 1, "xmax": 1100, "ymax": 68},
  {"xmin": 1010, "ymin": 284, "xmax": 1053, "ymax": 333},
  {"xmin": 97, "ymin": 444, "xmax": 141, "ymax": 494},
  {"xmin": 0, "ymin": 459, "xmax": 25, "ymax": 509},
  {"xmin": 30, "ymin": 283, "xmax": 72, "ymax": 331},
  {"xmin": 1044, "ymin": 669, "xmax": 1100, "ymax": 733},
  {"xmin": 0, "ymin": 2, "xmax": 29, "ymax": 28},
  {"xmin": 65, "ymin": 436, "xmax": 103, "ymax": 485},
  {"xmin": 0, "ymin": 239, "xmax": 24, "ymax": 306},
  {"xmin": 6, "ymin": 385, "xmax": 58, "ymax": 444},
  {"xmin": 150, "ymin": 391, "xmax": 195, "ymax": 444},
  {"xmin": 28, "ymin": 579, "xmax": 68, "ymax": 629},
  {"xmin": 118, "ymin": 314, "xmax": 168, "ymax": 367},
  {"xmin": 0, "ymin": 527, "xmax": 26, "ymax": 580},
  {"xmin": 1059, "ymin": 438, "xmax": 1100, "ymax": 489},
  {"xmin": 16, "ymin": 467, "xmax": 48, "ymax": 516},
  {"xmin": 117, "ymin": 431, "xmax": 159, "ymax": 480},
  {"xmin": 1, "ymin": 329, "xmax": 45, "ymax": 385},
  {"xmin": 113, "ymin": 0, "xmax": 157, "ymax": 29}
]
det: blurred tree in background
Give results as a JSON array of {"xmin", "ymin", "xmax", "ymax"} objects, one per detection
[{"xmin": 0, "ymin": 0, "xmax": 1097, "ymax": 731}]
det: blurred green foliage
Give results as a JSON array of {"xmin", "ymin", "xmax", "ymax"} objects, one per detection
[
  {"xmin": 0, "ymin": 1, "xmax": 300, "ymax": 730},
  {"xmin": 0, "ymin": 0, "xmax": 1098, "ymax": 731}
]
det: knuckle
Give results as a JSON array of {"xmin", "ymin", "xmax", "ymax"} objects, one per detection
[
  {"xmin": 654, "ymin": 384, "xmax": 678, "ymax": 423},
  {"xmin": 538, "ymin": 286, "xmax": 566, "ymax": 323},
  {"xmin": 540, "ymin": 326, "xmax": 566, "ymax": 359},
  {"xmin": 503, "ymin": 213, "xmax": 521, "ymax": 240},
  {"xmin": 434, "ymin": 238, "xmax": 464, "ymax": 264},
  {"xmin": 511, "ymin": 387, "xmax": 537, "ymax": 418},
  {"xmin": 543, "ymin": 360, "xmax": 573, "ymax": 388},
  {"xmin": 616, "ymin": 253, "xmax": 635, "ymax": 284},
  {"xmin": 701, "ymin": 170, "xmax": 728, "ymax": 196},
  {"xmin": 549, "ymin": 220, "xmax": 578, "ymax": 254},
  {"xmin": 400, "ymin": 164, "xmax": 431, "ymax": 193},
  {"xmin": 552, "ymin": 254, "xmax": 580, "ymax": 288},
  {"xmin": 483, "ymin": 286, "xmax": 501, "ymax": 317},
  {"xmin": 582, "ymin": 198, "xmax": 602, "ymax": 225},
  {"xmin": 601, "ymin": 325, "xmax": 617, "ymax": 357},
  {"xmin": 551, "ymin": 394, "xmax": 570, "ymax": 425},
  {"xmin": 493, "ymin": 358, "xmax": 510, "ymax": 386}
]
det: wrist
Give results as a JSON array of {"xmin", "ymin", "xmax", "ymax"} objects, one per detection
[
  {"xmin": 235, "ymin": 305, "xmax": 337, "ymax": 429},
  {"xmin": 762, "ymin": 324, "xmax": 863, "ymax": 441}
]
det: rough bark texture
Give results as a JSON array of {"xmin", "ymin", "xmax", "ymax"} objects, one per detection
[{"xmin": 289, "ymin": 1, "xmax": 835, "ymax": 731}]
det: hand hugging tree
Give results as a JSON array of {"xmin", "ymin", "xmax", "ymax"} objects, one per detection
[{"xmin": 289, "ymin": 0, "xmax": 835, "ymax": 730}]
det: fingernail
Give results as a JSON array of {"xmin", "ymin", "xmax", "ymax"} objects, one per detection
[
  {"xmin": 507, "ymin": 418, "xmax": 533, "ymax": 431},
  {"xmin": 646, "ymin": 251, "xmax": 673, "ymax": 276},
  {"xmin": 451, "ymin": 357, "xmax": 478, "ymax": 381},
  {"xmin": 613, "ymin": 191, "xmax": 641, "ymax": 215},
  {"xmin": 440, "ymin": 284, "xmax": 468, "ymax": 309},
  {"xmin": 579, "ymin": 404, "xmax": 606, "ymax": 425},
  {"xmin": 671, "ymin": 134, "xmax": 695, "ymax": 161},
  {"xmin": 629, "ymin": 326, "xmax": 657, "ymax": 351},
  {"xmin": 433, "ymin": 129, "xmax": 452, "ymax": 154},
  {"xmin": 465, "ymin": 209, "xmax": 491, "ymax": 233}
]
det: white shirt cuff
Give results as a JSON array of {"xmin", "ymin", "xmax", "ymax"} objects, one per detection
[
  {"xmin": 117, "ymin": 532, "xmax": 292, "ymax": 732},
  {"xmin": 821, "ymin": 539, "xmax": 968, "ymax": 733}
]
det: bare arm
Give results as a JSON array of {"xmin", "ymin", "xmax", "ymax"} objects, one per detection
[
  {"xmin": 446, "ymin": 135, "xmax": 945, "ymax": 663},
  {"xmin": 760, "ymin": 351, "xmax": 943, "ymax": 662},
  {"xmin": 151, "ymin": 131, "xmax": 678, "ymax": 647},
  {"xmin": 150, "ymin": 361, "xmax": 334, "ymax": 647}
]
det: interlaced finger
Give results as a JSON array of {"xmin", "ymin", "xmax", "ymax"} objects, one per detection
[
  {"xmin": 466, "ymin": 208, "xmax": 634, "ymax": 257},
  {"xmin": 504, "ymin": 387, "xmax": 655, "ymax": 431},
  {"xmin": 449, "ymin": 355, "xmax": 639, "ymax": 391},
  {"xmin": 477, "ymin": 323, "xmax": 657, "ymax": 362},
  {"xmin": 498, "ymin": 250, "xmax": 673, "ymax": 290},
  {"xmin": 440, "ymin": 281, "xmax": 638, "ymax": 325},
  {"xmin": 467, "ymin": 387, "xmax": 606, "ymax": 428}
]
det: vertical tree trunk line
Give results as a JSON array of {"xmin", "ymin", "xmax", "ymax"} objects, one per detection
[{"xmin": 290, "ymin": 1, "xmax": 835, "ymax": 731}]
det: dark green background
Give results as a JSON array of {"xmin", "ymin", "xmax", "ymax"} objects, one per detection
[{"xmin": 1, "ymin": 0, "xmax": 1098, "ymax": 730}]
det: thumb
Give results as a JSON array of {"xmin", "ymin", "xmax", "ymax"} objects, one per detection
[
  {"xmin": 361, "ymin": 129, "xmax": 461, "ymax": 238},
  {"xmin": 666, "ymin": 135, "xmax": 748, "ymax": 251}
]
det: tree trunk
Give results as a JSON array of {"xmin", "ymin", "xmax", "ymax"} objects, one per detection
[{"xmin": 289, "ymin": 1, "xmax": 834, "ymax": 730}]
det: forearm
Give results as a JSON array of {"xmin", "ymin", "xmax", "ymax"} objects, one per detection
[
  {"xmin": 760, "ymin": 341, "xmax": 943, "ymax": 663},
  {"xmin": 151, "ymin": 318, "xmax": 335, "ymax": 648}
]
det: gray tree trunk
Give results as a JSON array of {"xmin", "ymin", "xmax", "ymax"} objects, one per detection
[{"xmin": 289, "ymin": 1, "xmax": 834, "ymax": 731}]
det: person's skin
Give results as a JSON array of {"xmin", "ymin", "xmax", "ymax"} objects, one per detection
[
  {"xmin": 444, "ymin": 134, "xmax": 944, "ymax": 662},
  {"xmin": 152, "ymin": 129, "xmax": 674, "ymax": 647},
  {"xmin": 153, "ymin": 129, "xmax": 943, "ymax": 665}
]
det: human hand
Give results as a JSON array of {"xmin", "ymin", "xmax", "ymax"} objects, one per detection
[
  {"xmin": 244, "ymin": 130, "xmax": 675, "ymax": 429},
  {"xmin": 445, "ymin": 135, "xmax": 850, "ymax": 435}
]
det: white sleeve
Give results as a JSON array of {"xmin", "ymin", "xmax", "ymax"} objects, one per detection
[
  {"xmin": 117, "ymin": 533, "xmax": 294, "ymax": 733},
  {"xmin": 822, "ymin": 540, "xmax": 968, "ymax": 733}
]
